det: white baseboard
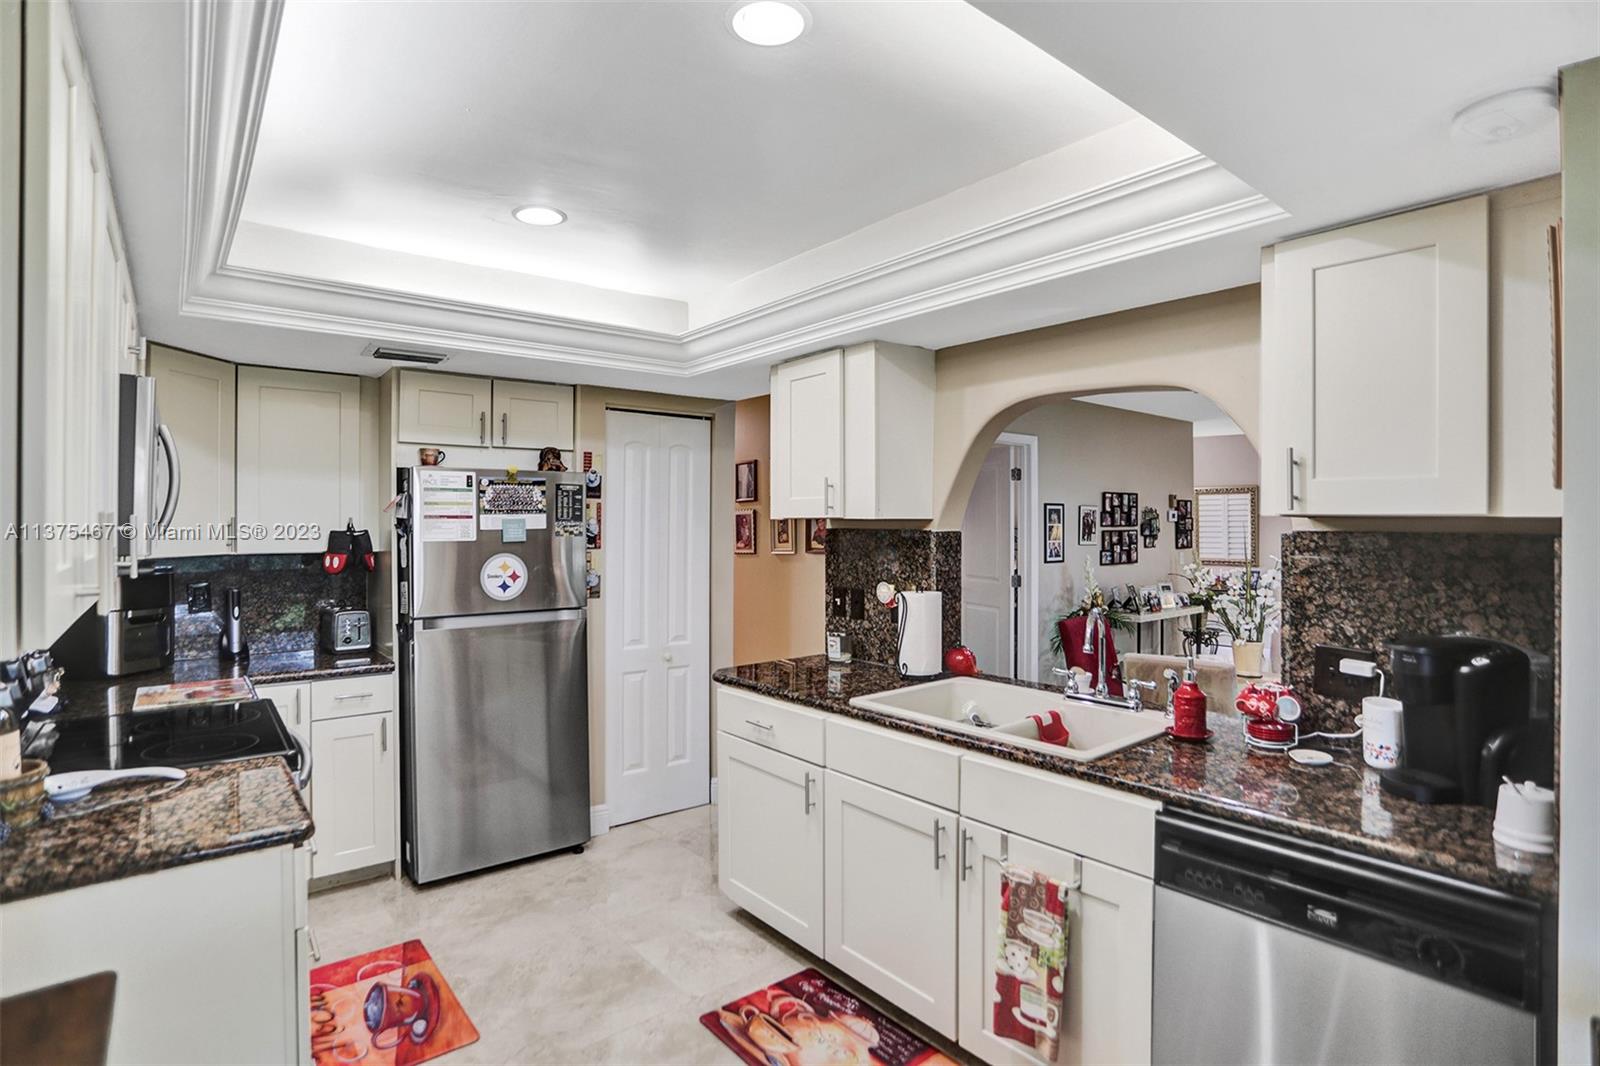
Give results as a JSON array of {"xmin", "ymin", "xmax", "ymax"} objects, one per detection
[
  {"xmin": 589, "ymin": 804, "xmax": 610, "ymax": 837},
  {"xmin": 710, "ymin": 776, "xmax": 718, "ymax": 805}
]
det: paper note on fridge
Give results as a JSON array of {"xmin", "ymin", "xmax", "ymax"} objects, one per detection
[{"xmin": 417, "ymin": 469, "xmax": 477, "ymax": 542}]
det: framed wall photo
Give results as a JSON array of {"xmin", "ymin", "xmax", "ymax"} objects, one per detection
[
  {"xmin": 734, "ymin": 509, "xmax": 757, "ymax": 555},
  {"xmin": 1077, "ymin": 504, "xmax": 1097, "ymax": 545},
  {"xmin": 1101, "ymin": 491, "xmax": 1138, "ymax": 528},
  {"xmin": 1099, "ymin": 528, "xmax": 1138, "ymax": 565},
  {"xmin": 735, "ymin": 460, "xmax": 759, "ymax": 503},
  {"xmin": 770, "ymin": 518, "xmax": 795, "ymax": 555},
  {"xmin": 805, "ymin": 518, "xmax": 827, "ymax": 553},
  {"xmin": 1044, "ymin": 503, "xmax": 1065, "ymax": 563},
  {"xmin": 1174, "ymin": 498, "xmax": 1194, "ymax": 550}
]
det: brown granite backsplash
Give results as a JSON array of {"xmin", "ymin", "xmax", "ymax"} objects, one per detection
[
  {"xmin": 824, "ymin": 529, "xmax": 961, "ymax": 666},
  {"xmin": 1282, "ymin": 531, "xmax": 1557, "ymax": 732},
  {"xmin": 164, "ymin": 554, "xmax": 369, "ymax": 660}
]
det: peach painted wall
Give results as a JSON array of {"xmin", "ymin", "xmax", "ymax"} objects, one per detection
[{"xmin": 732, "ymin": 396, "xmax": 826, "ymax": 664}]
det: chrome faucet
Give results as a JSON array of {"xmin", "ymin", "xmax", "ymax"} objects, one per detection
[{"xmin": 1082, "ymin": 607, "xmax": 1109, "ymax": 699}]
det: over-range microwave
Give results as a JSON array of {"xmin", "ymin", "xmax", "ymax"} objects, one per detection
[{"xmin": 117, "ymin": 372, "xmax": 180, "ymax": 568}]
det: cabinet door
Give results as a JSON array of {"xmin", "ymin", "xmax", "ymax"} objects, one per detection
[
  {"xmin": 149, "ymin": 345, "xmax": 236, "ymax": 556},
  {"xmin": 824, "ymin": 769, "xmax": 958, "ymax": 1038},
  {"xmin": 309, "ymin": 712, "xmax": 397, "ymax": 879},
  {"xmin": 717, "ymin": 734, "xmax": 825, "ymax": 955},
  {"xmin": 492, "ymin": 380, "xmax": 573, "ymax": 450},
  {"xmin": 236, "ymin": 366, "xmax": 361, "ymax": 552},
  {"xmin": 254, "ymin": 681, "xmax": 311, "ymax": 732},
  {"xmin": 1270, "ymin": 196, "xmax": 1488, "ymax": 515},
  {"xmin": 770, "ymin": 349, "xmax": 843, "ymax": 519},
  {"xmin": 396, "ymin": 370, "xmax": 491, "ymax": 446},
  {"xmin": 957, "ymin": 820, "xmax": 1153, "ymax": 1066}
]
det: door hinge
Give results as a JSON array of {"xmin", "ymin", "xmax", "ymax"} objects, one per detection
[
  {"xmin": 1010, "ymin": 467, "xmax": 1023, "ymax": 481},
  {"xmin": 1011, "ymin": 572, "xmax": 1022, "ymax": 589}
]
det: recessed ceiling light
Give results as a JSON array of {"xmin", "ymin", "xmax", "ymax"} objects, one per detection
[
  {"xmin": 728, "ymin": 1, "xmax": 809, "ymax": 46},
  {"xmin": 1451, "ymin": 86, "xmax": 1557, "ymax": 145},
  {"xmin": 513, "ymin": 205, "xmax": 567, "ymax": 227}
]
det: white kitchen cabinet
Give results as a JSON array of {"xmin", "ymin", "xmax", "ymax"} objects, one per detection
[
  {"xmin": 493, "ymin": 379, "xmax": 574, "ymax": 450},
  {"xmin": 957, "ymin": 819, "xmax": 1153, "ymax": 1066},
  {"xmin": 396, "ymin": 369, "xmax": 492, "ymax": 446},
  {"xmin": 149, "ymin": 344, "xmax": 236, "ymax": 556},
  {"xmin": 770, "ymin": 341, "xmax": 935, "ymax": 520},
  {"xmin": 717, "ymin": 734, "xmax": 825, "ymax": 955},
  {"xmin": 309, "ymin": 710, "xmax": 397, "ymax": 880},
  {"xmin": 254, "ymin": 681, "xmax": 311, "ymax": 733},
  {"xmin": 18, "ymin": 0, "xmax": 138, "ymax": 646},
  {"xmin": 824, "ymin": 769, "xmax": 958, "ymax": 1038},
  {"xmin": 236, "ymin": 366, "xmax": 363, "ymax": 552}
]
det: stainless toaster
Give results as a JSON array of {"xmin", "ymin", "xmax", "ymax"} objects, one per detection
[{"xmin": 319, "ymin": 608, "xmax": 372, "ymax": 653}]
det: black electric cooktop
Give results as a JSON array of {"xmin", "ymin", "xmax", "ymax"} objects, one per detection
[{"xmin": 27, "ymin": 699, "xmax": 301, "ymax": 775}]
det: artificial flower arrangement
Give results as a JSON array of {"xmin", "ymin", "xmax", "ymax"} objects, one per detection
[{"xmin": 1214, "ymin": 566, "xmax": 1281, "ymax": 645}]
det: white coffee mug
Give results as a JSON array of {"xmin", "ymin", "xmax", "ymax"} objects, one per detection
[{"xmin": 1361, "ymin": 696, "xmax": 1404, "ymax": 769}]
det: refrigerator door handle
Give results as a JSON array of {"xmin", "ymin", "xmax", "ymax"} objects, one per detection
[{"xmin": 417, "ymin": 608, "xmax": 587, "ymax": 632}]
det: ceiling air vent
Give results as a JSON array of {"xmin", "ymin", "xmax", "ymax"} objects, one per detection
[{"xmin": 367, "ymin": 345, "xmax": 450, "ymax": 366}]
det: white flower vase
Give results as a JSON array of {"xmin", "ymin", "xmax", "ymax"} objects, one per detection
[{"xmin": 1234, "ymin": 641, "xmax": 1264, "ymax": 678}]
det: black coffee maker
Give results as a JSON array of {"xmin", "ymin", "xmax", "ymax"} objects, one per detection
[{"xmin": 1382, "ymin": 635, "xmax": 1553, "ymax": 805}]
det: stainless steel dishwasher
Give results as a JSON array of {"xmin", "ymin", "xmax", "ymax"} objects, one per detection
[{"xmin": 1152, "ymin": 810, "xmax": 1549, "ymax": 1065}]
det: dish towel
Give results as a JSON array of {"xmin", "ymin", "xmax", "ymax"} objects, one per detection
[{"xmin": 992, "ymin": 864, "xmax": 1069, "ymax": 1059}]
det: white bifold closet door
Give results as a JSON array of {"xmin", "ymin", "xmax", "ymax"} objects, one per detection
[{"xmin": 604, "ymin": 410, "xmax": 712, "ymax": 826}]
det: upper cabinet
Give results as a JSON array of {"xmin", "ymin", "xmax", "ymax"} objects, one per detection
[
  {"xmin": 493, "ymin": 379, "xmax": 574, "ymax": 450},
  {"xmin": 237, "ymin": 367, "xmax": 364, "ymax": 552},
  {"xmin": 396, "ymin": 370, "xmax": 574, "ymax": 451},
  {"xmin": 770, "ymin": 342, "xmax": 935, "ymax": 520},
  {"xmin": 18, "ymin": 0, "xmax": 138, "ymax": 647},
  {"xmin": 149, "ymin": 346, "xmax": 236, "ymax": 557},
  {"xmin": 1260, "ymin": 180, "xmax": 1561, "ymax": 518},
  {"xmin": 396, "ymin": 370, "xmax": 491, "ymax": 447}
]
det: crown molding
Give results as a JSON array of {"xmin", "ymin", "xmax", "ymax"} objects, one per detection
[{"xmin": 182, "ymin": 0, "xmax": 1287, "ymax": 379}]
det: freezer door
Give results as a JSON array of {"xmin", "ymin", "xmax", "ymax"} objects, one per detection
[
  {"xmin": 404, "ymin": 609, "xmax": 590, "ymax": 883},
  {"xmin": 407, "ymin": 468, "xmax": 586, "ymax": 617}
]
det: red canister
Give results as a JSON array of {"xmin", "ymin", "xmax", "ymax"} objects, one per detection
[{"xmin": 1172, "ymin": 676, "xmax": 1209, "ymax": 739}]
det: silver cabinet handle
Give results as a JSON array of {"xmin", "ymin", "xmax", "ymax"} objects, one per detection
[
  {"xmin": 823, "ymin": 477, "xmax": 835, "ymax": 515},
  {"xmin": 501, "ymin": 411, "xmax": 508, "ymax": 446},
  {"xmin": 380, "ymin": 717, "xmax": 388, "ymax": 753},
  {"xmin": 745, "ymin": 719, "xmax": 773, "ymax": 732},
  {"xmin": 333, "ymin": 692, "xmax": 372, "ymax": 702},
  {"xmin": 307, "ymin": 924, "xmax": 321, "ymax": 963},
  {"xmin": 933, "ymin": 819, "xmax": 946, "ymax": 870},
  {"xmin": 480, "ymin": 411, "xmax": 487, "ymax": 444},
  {"xmin": 960, "ymin": 828, "xmax": 974, "ymax": 881},
  {"xmin": 1287, "ymin": 446, "xmax": 1301, "ymax": 509},
  {"xmin": 803, "ymin": 771, "xmax": 815, "ymax": 814}
]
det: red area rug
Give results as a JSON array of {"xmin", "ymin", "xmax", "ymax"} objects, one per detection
[
  {"xmin": 700, "ymin": 968, "xmax": 957, "ymax": 1066},
  {"xmin": 309, "ymin": 939, "xmax": 478, "ymax": 1066}
]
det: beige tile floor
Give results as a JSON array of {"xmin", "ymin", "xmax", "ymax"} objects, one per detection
[{"xmin": 310, "ymin": 803, "xmax": 966, "ymax": 1065}]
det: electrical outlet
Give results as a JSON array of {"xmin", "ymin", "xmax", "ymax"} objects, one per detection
[
  {"xmin": 186, "ymin": 582, "xmax": 212, "ymax": 614},
  {"xmin": 847, "ymin": 588, "xmax": 866, "ymax": 620},
  {"xmin": 830, "ymin": 590, "xmax": 848, "ymax": 618},
  {"xmin": 1313, "ymin": 644, "xmax": 1378, "ymax": 703}
]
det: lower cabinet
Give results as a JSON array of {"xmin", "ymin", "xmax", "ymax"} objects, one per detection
[
  {"xmin": 716, "ymin": 734, "xmax": 825, "ymax": 955},
  {"xmin": 309, "ymin": 711, "xmax": 397, "ymax": 880},
  {"xmin": 957, "ymin": 819, "xmax": 1153, "ymax": 1065},
  {"xmin": 824, "ymin": 769, "xmax": 959, "ymax": 1039}
]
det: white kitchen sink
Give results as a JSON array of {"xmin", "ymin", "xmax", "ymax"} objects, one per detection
[{"xmin": 848, "ymin": 676, "xmax": 1169, "ymax": 762}]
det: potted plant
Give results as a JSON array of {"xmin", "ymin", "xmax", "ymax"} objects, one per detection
[
  {"xmin": 1173, "ymin": 555, "xmax": 1226, "ymax": 656},
  {"xmin": 1214, "ymin": 569, "xmax": 1279, "ymax": 677}
]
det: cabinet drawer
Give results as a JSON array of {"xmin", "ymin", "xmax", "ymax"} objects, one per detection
[
  {"xmin": 826, "ymin": 716, "xmax": 959, "ymax": 810},
  {"xmin": 311, "ymin": 674, "xmax": 396, "ymax": 722},
  {"xmin": 960, "ymin": 753, "xmax": 1160, "ymax": 877},
  {"xmin": 715, "ymin": 685, "xmax": 825, "ymax": 765}
]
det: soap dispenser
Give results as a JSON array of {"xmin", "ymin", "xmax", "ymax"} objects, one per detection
[{"xmin": 1170, "ymin": 656, "xmax": 1209, "ymax": 741}]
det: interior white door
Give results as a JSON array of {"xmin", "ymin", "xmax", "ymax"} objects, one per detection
[
  {"xmin": 605, "ymin": 410, "xmax": 712, "ymax": 826},
  {"xmin": 716, "ymin": 734, "xmax": 825, "ymax": 955},
  {"xmin": 962, "ymin": 443, "xmax": 1016, "ymax": 678},
  {"xmin": 824, "ymin": 769, "xmax": 959, "ymax": 1038},
  {"xmin": 958, "ymin": 819, "xmax": 1153, "ymax": 1065}
]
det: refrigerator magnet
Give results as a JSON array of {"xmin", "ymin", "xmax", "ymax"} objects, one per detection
[{"xmin": 480, "ymin": 553, "xmax": 529, "ymax": 601}]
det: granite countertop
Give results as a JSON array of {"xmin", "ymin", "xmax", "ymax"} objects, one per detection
[
  {"xmin": 55, "ymin": 648, "xmax": 395, "ymax": 718},
  {"xmin": 715, "ymin": 656, "xmax": 1556, "ymax": 902},
  {"xmin": 0, "ymin": 757, "xmax": 313, "ymax": 903}
]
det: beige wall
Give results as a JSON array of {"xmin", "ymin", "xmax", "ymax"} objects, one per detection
[
  {"xmin": 933, "ymin": 285, "xmax": 1260, "ymax": 529},
  {"xmin": 574, "ymin": 386, "xmax": 734, "ymax": 808},
  {"xmin": 732, "ymin": 396, "xmax": 826, "ymax": 664},
  {"xmin": 1193, "ymin": 432, "xmax": 1293, "ymax": 567},
  {"xmin": 989, "ymin": 402, "xmax": 1194, "ymax": 678}
]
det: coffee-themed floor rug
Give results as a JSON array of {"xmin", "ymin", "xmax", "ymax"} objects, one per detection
[
  {"xmin": 700, "ymin": 968, "xmax": 957, "ymax": 1066},
  {"xmin": 310, "ymin": 940, "xmax": 478, "ymax": 1066}
]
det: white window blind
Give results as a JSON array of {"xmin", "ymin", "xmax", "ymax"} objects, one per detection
[{"xmin": 1197, "ymin": 491, "xmax": 1254, "ymax": 564}]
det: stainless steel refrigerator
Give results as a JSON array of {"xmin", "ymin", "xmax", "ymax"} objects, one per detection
[{"xmin": 396, "ymin": 466, "xmax": 590, "ymax": 883}]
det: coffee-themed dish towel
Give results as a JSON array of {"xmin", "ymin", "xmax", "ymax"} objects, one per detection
[{"xmin": 992, "ymin": 865, "xmax": 1069, "ymax": 1059}]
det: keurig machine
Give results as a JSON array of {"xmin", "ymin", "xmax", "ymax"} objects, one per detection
[{"xmin": 1383, "ymin": 635, "xmax": 1553, "ymax": 805}]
